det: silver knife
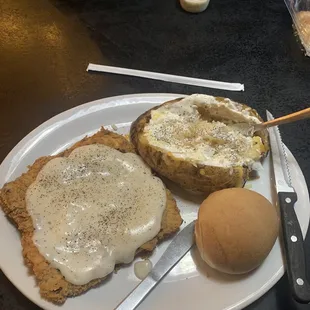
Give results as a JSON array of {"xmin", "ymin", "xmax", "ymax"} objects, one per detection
[
  {"xmin": 267, "ymin": 110, "xmax": 310, "ymax": 303},
  {"xmin": 115, "ymin": 221, "xmax": 195, "ymax": 310}
]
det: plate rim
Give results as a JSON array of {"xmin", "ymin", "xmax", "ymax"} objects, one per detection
[
  {"xmin": 0, "ymin": 93, "xmax": 309, "ymax": 310},
  {"xmin": 0, "ymin": 93, "xmax": 185, "ymax": 176}
]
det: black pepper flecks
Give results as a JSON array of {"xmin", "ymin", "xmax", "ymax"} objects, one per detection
[{"xmin": 27, "ymin": 144, "xmax": 166, "ymax": 285}]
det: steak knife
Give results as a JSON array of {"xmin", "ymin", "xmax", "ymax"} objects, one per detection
[
  {"xmin": 114, "ymin": 221, "xmax": 195, "ymax": 310},
  {"xmin": 267, "ymin": 110, "xmax": 310, "ymax": 303}
]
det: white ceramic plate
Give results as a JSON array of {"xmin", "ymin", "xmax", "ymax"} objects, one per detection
[{"xmin": 0, "ymin": 93, "xmax": 309, "ymax": 310}]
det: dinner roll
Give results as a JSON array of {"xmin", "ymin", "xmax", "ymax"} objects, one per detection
[{"xmin": 195, "ymin": 188, "xmax": 279, "ymax": 274}]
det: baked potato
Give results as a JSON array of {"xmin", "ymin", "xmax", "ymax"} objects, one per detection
[{"xmin": 130, "ymin": 94, "xmax": 269, "ymax": 194}]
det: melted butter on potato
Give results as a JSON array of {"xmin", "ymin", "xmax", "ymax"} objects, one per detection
[{"xmin": 144, "ymin": 94, "xmax": 266, "ymax": 168}]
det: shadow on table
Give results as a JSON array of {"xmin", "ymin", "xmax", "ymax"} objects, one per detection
[
  {"xmin": 274, "ymin": 274, "xmax": 310, "ymax": 310},
  {"xmin": 0, "ymin": 271, "xmax": 41, "ymax": 310},
  {"xmin": 245, "ymin": 274, "xmax": 310, "ymax": 310}
]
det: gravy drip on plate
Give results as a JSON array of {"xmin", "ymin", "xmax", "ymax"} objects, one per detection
[
  {"xmin": 134, "ymin": 259, "xmax": 153, "ymax": 280},
  {"xmin": 26, "ymin": 144, "xmax": 166, "ymax": 285}
]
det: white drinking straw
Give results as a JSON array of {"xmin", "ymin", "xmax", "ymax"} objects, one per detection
[{"xmin": 87, "ymin": 63, "xmax": 244, "ymax": 92}]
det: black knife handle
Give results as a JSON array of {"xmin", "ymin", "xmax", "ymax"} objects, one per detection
[{"xmin": 278, "ymin": 192, "xmax": 310, "ymax": 303}]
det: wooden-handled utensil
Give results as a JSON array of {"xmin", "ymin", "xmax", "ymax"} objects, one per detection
[
  {"xmin": 267, "ymin": 110, "xmax": 310, "ymax": 303},
  {"xmin": 254, "ymin": 107, "xmax": 310, "ymax": 132}
]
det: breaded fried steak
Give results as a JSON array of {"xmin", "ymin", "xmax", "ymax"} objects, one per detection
[{"xmin": 0, "ymin": 128, "xmax": 182, "ymax": 303}]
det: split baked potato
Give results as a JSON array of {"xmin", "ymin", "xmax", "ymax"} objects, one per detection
[{"xmin": 130, "ymin": 94, "xmax": 269, "ymax": 194}]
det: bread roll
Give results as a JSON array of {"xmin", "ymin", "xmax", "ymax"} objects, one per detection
[{"xmin": 195, "ymin": 188, "xmax": 279, "ymax": 274}]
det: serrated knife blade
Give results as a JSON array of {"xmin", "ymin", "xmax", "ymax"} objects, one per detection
[
  {"xmin": 267, "ymin": 110, "xmax": 310, "ymax": 304},
  {"xmin": 266, "ymin": 111, "xmax": 294, "ymax": 193}
]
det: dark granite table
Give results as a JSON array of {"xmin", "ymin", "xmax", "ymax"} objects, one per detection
[{"xmin": 0, "ymin": 0, "xmax": 310, "ymax": 309}]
